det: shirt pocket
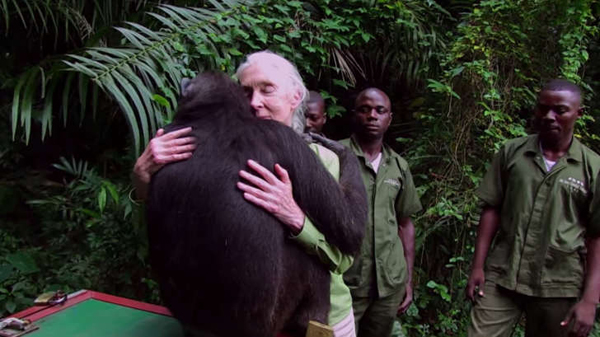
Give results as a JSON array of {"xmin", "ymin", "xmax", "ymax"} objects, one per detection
[
  {"xmin": 541, "ymin": 245, "xmax": 584, "ymax": 286},
  {"xmin": 383, "ymin": 238, "xmax": 406, "ymax": 285},
  {"xmin": 557, "ymin": 177, "xmax": 589, "ymax": 221},
  {"xmin": 343, "ymin": 252, "xmax": 367, "ymax": 287},
  {"xmin": 486, "ymin": 239, "xmax": 511, "ymax": 276}
]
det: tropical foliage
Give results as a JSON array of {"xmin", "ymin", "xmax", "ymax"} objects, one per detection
[{"xmin": 1, "ymin": 0, "xmax": 599, "ymax": 335}]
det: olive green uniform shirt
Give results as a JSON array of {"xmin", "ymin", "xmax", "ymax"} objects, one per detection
[
  {"xmin": 340, "ymin": 136, "xmax": 422, "ymax": 298},
  {"xmin": 477, "ymin": 134, "xmax": 600, "ymax": 298},
  {"xmin": 291, "ymin": 143, "xmax": 354, "ymax": 325}
]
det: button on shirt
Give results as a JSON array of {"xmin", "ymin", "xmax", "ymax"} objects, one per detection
[
  {"xmin": 340, "ymin": 137, "xmax": 422, "ymax": 298},
  {"xmin": 477, "ymin": 135, "xmax": 600, "ymax": 297}
]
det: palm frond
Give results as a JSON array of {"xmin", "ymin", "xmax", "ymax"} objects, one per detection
[{"xmin": 11, "ymin": 1, "xmax": 254, "ymax": 154}]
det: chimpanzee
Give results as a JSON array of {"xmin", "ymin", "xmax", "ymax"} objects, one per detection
[{"xmin": 146, "ymin": 72, "xmax": 367, "ymax": 337}]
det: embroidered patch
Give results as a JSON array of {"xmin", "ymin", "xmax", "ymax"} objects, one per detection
[
  {"xmin": 558, "ymin": 177, "xmax": 587, "ymax": 195},
  {"xmin": 384, "ymin": 178, "xmax": 401, "ymax": 188}
]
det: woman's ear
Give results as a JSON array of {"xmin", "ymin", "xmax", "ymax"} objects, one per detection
[{"xmin": 289, "ymin": 88, "xmax": 302, "ymax": 110}]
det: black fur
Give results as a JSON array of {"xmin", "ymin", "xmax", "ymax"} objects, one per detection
[{"xmin": 146, "ymin": 72, "xmax": 367, "ymax": 337}]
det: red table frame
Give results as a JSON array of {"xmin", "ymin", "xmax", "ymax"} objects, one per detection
[
  {"xmin": 9, "ymin": 290, "xmax": 291, "ymax": 337},
  {"xmin": 10, "ymin": 290, "xmax": 172, "ymax": 322}
]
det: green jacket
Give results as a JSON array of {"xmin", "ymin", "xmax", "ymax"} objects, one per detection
[
  {"xmin": 340, "ymin": 136, "xmax": 422, "ymax": 298},
  {"xmin": 477, "ymin": 134, "xmax": 600, "ymax": 297}
]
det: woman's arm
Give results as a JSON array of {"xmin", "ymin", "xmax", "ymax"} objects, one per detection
[
  {"xmin": 237, "ymin": 159, "xmax": 354, "ymax": 274},
  {"xmin": 132, "ymin": 127, "xmax": 196, "ymax": 200}
]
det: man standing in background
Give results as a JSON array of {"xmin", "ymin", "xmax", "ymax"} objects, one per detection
[
  {"xmin": 341, "ymin": 88, "xmax": 422, "ymax": 337},
  {"xmin": 305, "ymin": 90, "xmax": 327, "ymax": 134},
  {"xmin": 466, "ymin": 79, "xmax": 600, "ymax": 337}
]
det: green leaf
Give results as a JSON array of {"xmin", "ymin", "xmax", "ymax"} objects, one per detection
[
  {"xmin": 103, "ymin": 181, "xmax": 119, "ymax": 203},
  {"xmin": 0, "ymin": 265, "xmax": 13, "ymax": 283},
  {"xmin": 426, "ymin": 280, "xmax": 438, "ymax": 289},
  {"xmin": 253, "ymin": 26, "xmax": 268, "ymax": 43},
  {"xmin": 11, "ymin": 68, "xmax": 34, "ymax": 141},
  {"xmin": 62, "ymin": 72, "xmax": 76, "ymax": 127},
  {"xmin": 98, "ymin": 187, "xmax": 107, "ymax": 212},
  {"xmin": 332, "ymin": 79, "xmax": 348, "ymax": 89},
  {"xmin": 361, "ymin": 32, "xmax": 371, "ymax": 43},
  {"xmin": 273, "ymin": 34, "xmax": 286, "ymax": 43},
  {"xmin": 6, "ymin": 252, "xmax": 39, "ymax": 274},
  {"xmin": 228, "ymin": 48, "xmax": 243, "ymax": 56},
  {"xmin": 78, "ymin": 208, "xmax": 101, "ymax": 218},
  {"xmin": 279, "ymin": 45, "xmax": 292, "ymax": 53},
  {"xmin": 41, "ymin": 77, "xmax": 59, "ymax": 141},
  {"xmin": 326, "ymin": 104, "xmax": 346, "ymax": 117},
  {"xmin": 152, "ymin": 94, "xmax": 171, "ymax": 109},
  {"xmin": 5, "ymin": 300, "xmax": 16, "ymax": 313}
]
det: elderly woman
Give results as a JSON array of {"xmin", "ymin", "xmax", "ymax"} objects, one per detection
[{"xmin": 132, "ymin": 51, "xmax": 356, "ymax": 337}]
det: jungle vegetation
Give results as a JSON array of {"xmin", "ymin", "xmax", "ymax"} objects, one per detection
[{"xmin": 1, "ymin": 0, "xmax": 599, "ymax": 335}]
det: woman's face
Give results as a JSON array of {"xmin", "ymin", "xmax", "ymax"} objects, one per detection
[{"xmin": 238, "ymin": 62, "xmax": 300, "ymax": 127}]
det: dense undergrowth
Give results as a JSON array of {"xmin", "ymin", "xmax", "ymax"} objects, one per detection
[{"xmin": 1, "ymin": 0, "xmax": 599, "ymax": 335}]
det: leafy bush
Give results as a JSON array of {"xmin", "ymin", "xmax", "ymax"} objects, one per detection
[{"xmin": 0, "ymin": 157, "xmax": 157, "ymax": 316}]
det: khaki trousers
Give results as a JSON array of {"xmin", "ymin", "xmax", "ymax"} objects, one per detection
[
  {"xmin": 352, "ymin": 287, "xmax": 405, "ymax": 337},
  {"xmin": 468, "ymin": 281, "xmax": 576, "ymax": 337}
]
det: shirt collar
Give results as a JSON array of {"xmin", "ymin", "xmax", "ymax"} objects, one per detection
[
  {"xmin": 524, "ymin": 134, "xmax": 583, "ymax": 163},
  {"xmin": 349, "ymin": 134, "xmax": 395, "ymax": 164}
]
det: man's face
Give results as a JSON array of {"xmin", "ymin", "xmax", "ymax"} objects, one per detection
[
  {"xmin": 238, "ymin": 63, "xmax": 299, "ymax": 127},
  {"xmin": 305, "ymin": 101, "xmax": 326, "ymax": 133},
  {"xmin": 353, "ymin": 90, "xmax": 392, "ymax": 139},
  {"xmin": 534, "ymin": 90, "xmax": 582, "ymax": 143}
]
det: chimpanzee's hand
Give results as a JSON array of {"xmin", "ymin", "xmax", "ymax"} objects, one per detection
[
  {"xmin": 237, "ymin": 160, "xmax": 306, "ymax": 234},
  {"xmin": 308, "ymin": 133, "xmax": 347, "ymax": 155}
]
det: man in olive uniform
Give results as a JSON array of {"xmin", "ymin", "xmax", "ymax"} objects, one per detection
[
  {"xmin": 466, "ymin": 79, "xmax": 600, "ymax": 337},
  {"xmin": 341, "ymin": 88, "xmax": 422, "ymax": 337},
  {"xmin": 305, "ymin": 90, "xmax": 327, "ymax": 134}
]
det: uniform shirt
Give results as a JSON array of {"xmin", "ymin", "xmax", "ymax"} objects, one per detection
[
  {"xmin": 291, "ymin": 143, "xmax": 354, "ymax": 325},
  {"xmin": 477, "ymin": 134, "xmax": 600, "ymax": 298},
  {"xmin": 340, "ymin": 136, "xmax": 422, "ymax": 298}
]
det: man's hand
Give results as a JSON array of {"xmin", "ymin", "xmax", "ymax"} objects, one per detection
[
  {"xmin": 466, "ymin": 268, "xmax": 485, "ymax": 302},
  {"xmin": 132, "ymin": 127, "xmax": 196, "ymax": 200},
  {"xmin": 237, "ymin": 160, "xmax": 305, "ymax": 234},
  {"xmin": 398, "ymin": 282, "xmax": 413, "ymax": 314},
  {"xmin": 560, "ymin": 298, "xmax": 597, "ymax": 336}
]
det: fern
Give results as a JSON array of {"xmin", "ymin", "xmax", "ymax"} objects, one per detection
[{"xmin": 10, "ymin": 1, "xmax": 252, "ymax": 154}]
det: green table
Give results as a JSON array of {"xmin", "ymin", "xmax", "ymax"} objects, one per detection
[{"xmin": 10, "ymin": 290, "xmax": 184, "ymax": 337}]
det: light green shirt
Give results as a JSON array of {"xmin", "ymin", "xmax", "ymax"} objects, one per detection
[
  {"xmin": 477, "ymin": 134, "xmax": 600, "ymax": 297},
  {"xmin": 290, "ymin": 143, "xmax": 353, "ymax": 325}
]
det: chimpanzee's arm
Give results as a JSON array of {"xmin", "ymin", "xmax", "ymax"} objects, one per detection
[
  {"xmin": 289, "ymin": 141, "xmax": 367, "ymax": 255},
  {"xmin": 239, "ymin": 126, "xmax": 366, "ymax": 255},
  {"xmin": 289, "ymin": 146, "xmax": 354, "ymax": 274},
  {"xmin": 238, "ymin": 142, "xmax": 357, "ymax": 272}
]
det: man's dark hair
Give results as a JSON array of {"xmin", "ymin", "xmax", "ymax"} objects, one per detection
[
  {"xmin": 307, "ymin": 90, "xmax": 324, "ymax": 105},
  {"xmin": 542, "ymin": 79, "xmax": 582, "ymax": 99}
]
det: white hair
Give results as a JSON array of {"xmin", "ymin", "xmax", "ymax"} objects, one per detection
[{"xmin": 236, "ymin": 50, "xmax": 309, "ymax": 134}]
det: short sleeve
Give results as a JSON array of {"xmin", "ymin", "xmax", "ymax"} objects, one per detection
[
  {"xmin": 395, "ymin": 164, "xmax": 423, "ymax": 218},
  {"xmin": 587, "ymin": 172, "xmax": 600, "ymax": 238},
  {"xmin": 476, "ymin": 149, "xmax": 506, "ymax": 207}
]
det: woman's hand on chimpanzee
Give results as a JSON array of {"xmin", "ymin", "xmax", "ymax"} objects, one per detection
[
  {"xmin": 237, "ymin": 160, "xmax": 306, "ymax": 235},
  {"xmin": 132, "ymin": 127, "xmax": 196, "ymax": 200}
]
